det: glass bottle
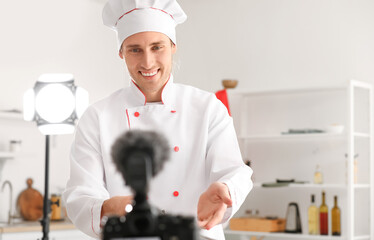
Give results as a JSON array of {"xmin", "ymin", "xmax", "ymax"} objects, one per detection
[
  {"xmin": 308, "ymin": 194, "xmax": 319, "ymax": 235},
  {"xmin": 319, "ymin": 191, "xmax": 329, "ymax": 235},
  {"xmin": 314, "ymin": 165, "xmax": 323, "ymax": 184},
  {"xmin": 331, "ymin": 196, "xmax": 341, "ymax": 236}
]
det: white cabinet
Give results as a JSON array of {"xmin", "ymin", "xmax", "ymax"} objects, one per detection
[
  {"xmin": 0, "ymin": 229, "xmax": 94, "ymax": 240},
  {"xmin": 50, "ymin": 229, "xmax": 94, "ymax": 240},
  {"xmin": 224, "ymin": 80, "xmax": 373, "ymax": 240},
  {"xmin": 0, "ymin": 231, "xmax": 41, "ymax": 240}
]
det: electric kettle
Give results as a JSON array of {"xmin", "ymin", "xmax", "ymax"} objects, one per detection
[{"xmin": 285, "ymin": 202, "xmax": 302, "ymax": 233}]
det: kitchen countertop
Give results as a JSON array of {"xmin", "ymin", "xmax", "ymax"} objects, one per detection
[{"xmin": 0, "ymin": 219, "xmax": 76, "ymax": 233}]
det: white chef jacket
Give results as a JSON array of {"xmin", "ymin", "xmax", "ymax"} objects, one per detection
[{"xmin": 63, "ymin": 75, "xmax": 253, "ymax": 240}]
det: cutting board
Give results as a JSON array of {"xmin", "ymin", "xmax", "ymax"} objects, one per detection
[
  {"xmin": 230, "ymin": 217, "xmax": 286, "ymax": 232},
  {"xmin": 17, "ymin": 178, "xmax": 43, "ymax": 221}
]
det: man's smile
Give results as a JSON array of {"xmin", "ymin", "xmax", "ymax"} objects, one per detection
[{"xmin": 140, "ymin": 70, "xmax": 159, "ymax": 77}]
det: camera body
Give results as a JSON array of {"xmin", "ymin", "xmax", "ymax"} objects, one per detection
[{"xmin": 103, "ymin": 207, "xmax": 198, "ymax": 240}]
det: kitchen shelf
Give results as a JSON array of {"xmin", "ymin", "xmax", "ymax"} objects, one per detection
[
  {"xmin": 354, "ymin": 236, "xmax": 370, "ymax": 240},
  {"xmin": 238, "ymin": 132, "xmax": 369, "ymax": 141},
  {"xmin": 230, "ymin": 85, "xmax": 346, "ymax": 97},
  {"xmin": 229, "ymin": 80, "xmax": 373, "ymax": 240},
  {"xmin": 253, "ymin": 183, "xmax": 370, "ymax": 189},
  {"xmin": 230, "ymin": 79, "xmax": 372, "ymax": 97},
  {"xmin": 0, "ymin": 151, "xmax": 15, "ymax": 160},
  {"xmin": 0, "ymin": 112, "xmax": 23, "ymax": 120},
  {"xmin": 353, "ymin": 132, "xmax": 370, "ymax": 138},
  {"xmin": 353, "ymin": 184, "xmax": 371, "ymax": 189},
  {"xmin": 239, "ymin": 133, "xmax": 343, "ymax": 140},
  {"xmin": 224, "ymin": 230, "xmax": 346, "ymax": 239}
]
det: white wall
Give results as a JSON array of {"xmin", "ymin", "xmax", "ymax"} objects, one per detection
[
  {"xmin": 0, "ymin": 0, "xmax": 373, "ymax": 221},
  {"xmin": 176, "ymin": 0, "xmax": 374, "ymax": 91}
]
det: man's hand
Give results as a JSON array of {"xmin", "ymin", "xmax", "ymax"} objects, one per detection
[
  {"xmin": 197, "ymin": 182, "xmax": 232, "ymax": 230},
  {"xmin": 100, "ymin": 195, "xmax": 133, "ymax": 219}
]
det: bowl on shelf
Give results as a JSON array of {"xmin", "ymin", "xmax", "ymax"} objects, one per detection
[
  {"xmin": 222, "ymin": 79, "xmax": 238, "ymax": 89},
  {"xmin": 325, "ymin": 124, "xmax": 344, "ymax": 134}
]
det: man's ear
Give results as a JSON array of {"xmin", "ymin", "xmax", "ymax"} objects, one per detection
[
  {"xmin": 119, "ymin": 43, "xmax": 125, "ymax": 59},
  {"xmin": 171, "ymin": 43, "xmax": 177, "ymax": 54}
]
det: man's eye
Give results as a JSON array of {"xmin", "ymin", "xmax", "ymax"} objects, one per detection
[
  {"xmin": 152, "ymin": 46, "xmax": 162, "ymax": 51},
  {"xmin": 129, "ymin": 48, "xmax": 141, "ymax": 53}
]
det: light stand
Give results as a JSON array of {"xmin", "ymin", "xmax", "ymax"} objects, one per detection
[
  {"xmin": 41, "ymin": 135, "xmax": 50, "ymax": 240},
  {"xmin": 23, "ymin": 73, "xmax": 88, "ymax": 240}
]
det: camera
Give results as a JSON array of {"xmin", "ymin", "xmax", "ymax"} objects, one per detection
[{"xmin": 102, "ymin": 130, "xmax": 200, "ymax": 240}]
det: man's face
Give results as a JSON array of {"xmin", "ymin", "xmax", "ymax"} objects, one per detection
[{"xmin": 120, "ymin": 31, "xmax": 176, "ymax": 98}]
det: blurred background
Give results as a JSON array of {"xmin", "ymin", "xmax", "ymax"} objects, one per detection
[{"xmin": 0, "ymin": 0, "xmax": 373, "ymax": 239}]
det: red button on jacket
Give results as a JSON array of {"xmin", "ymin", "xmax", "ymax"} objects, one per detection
[{"xmin": 134, "ymin": 112, "xmax": 140, "ymax": 117}]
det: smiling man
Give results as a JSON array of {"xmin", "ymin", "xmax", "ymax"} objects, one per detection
[{"xmin": 63, "ymin": 0, "xmax": 253, "ymax": 239}]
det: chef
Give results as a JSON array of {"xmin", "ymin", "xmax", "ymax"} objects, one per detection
[{"xmin": 63, "ymin": 0, "xmax": 253, "ymax": 239}]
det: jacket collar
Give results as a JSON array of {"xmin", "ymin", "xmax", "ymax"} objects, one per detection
[{"xmin": 128, "ymin": 74, "xmax": 174, "ymax": 107}]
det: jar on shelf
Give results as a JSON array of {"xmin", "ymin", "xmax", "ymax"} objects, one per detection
[
  {"xmin": 345, "ymin": 153, "xmax": 359, "ymax": 184},
  {"xmin": 9, "ymin": 140, "xmax": 22, "ymax": 152},
  {"xmin": 51, "ymin": 194, "xmax": 62, "ymax": 220}
]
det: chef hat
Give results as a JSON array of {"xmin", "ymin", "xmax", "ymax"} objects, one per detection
[{"xmin": 103, "ymin": 0, "xmax": 187, "ymax": 51}]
